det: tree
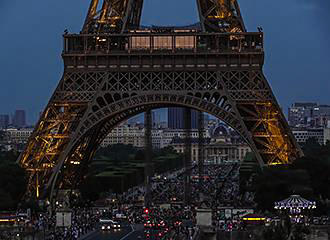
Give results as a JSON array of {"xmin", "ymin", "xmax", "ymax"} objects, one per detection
[
  {"xmin": 154, "ymin": 146, "xmax": 176, "ymax": 158},
  {"xmin": 0, "ymin": 150, "xmax": 19, "ymax": 162},
  {"xmin": 134, "ymin": 150, "xmax": 145, "ymax": 160},
  {"xmin": 0, "ymin": 161, "xmax": 27, "ymax": 210},
  {"xmin": 0, "ymin": 189, "xmax": 14, "ymax": 210},
  {"xmin": 80, "ymin": 144, "xmax": 183, "ymax": 197},
  {"xmin": 253, "ymin": 167, "xmax": 312, "ymax": 211},
  {"xmin": 95, "ymin": 144, "xmax": 137, "ymax": 163},
  {"xmin": 302, "ymin": 137, "xmax": 322, "ymax": 157},
  {"xmin": 79, "ymin": 176, "xmax": 104, "ymax": 201}
]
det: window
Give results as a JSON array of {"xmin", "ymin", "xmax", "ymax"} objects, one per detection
[
  {"xmin": 131, "ymin": 36, "xmax": 150, "ymax": 49},
  {"xmin": 154, "ymin": 36, "xmax": 172, "ymax": 50},
  {"xmin": 175, "ymin": 36, "xmax": 195, "ymax": 49}
]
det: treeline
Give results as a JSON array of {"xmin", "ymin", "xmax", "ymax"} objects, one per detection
[
  {"xmin": 251, "ymin": 138, "xmax": 330, "ymax": 215},
  {"xmin": 0, "ymin": 138, "xmax": 184, "ymax": 208},
  {"xmin": 0, "ymin": 150, "xmax": 27, "ymax": 210},
  {"xmin": 79, "ymin": 144, "xmax": 184, "ymax": 201}
]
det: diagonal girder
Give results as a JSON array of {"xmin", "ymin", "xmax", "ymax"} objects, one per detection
[
  {"xmin": 83, "ymin": 0, "xmax": 144, "ymax": 33},
  {"xmin": 197, "ymin": 0, "xmax": 246, "ymax": 32},
  {"xmin": 83, "ymin": 0, "xmax": 245, "ymax": 33}
]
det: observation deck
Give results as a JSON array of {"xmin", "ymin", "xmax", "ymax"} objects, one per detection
[{"xmin": 62, "ymin": 31, "xmax": 264, "ymax": 69}]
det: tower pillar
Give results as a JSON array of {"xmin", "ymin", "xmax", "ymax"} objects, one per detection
[
  {"xmin": 198, "ymin": 111, "xmax": 204, "ymax": 192},
  {"xmin": 144, "ymin": 109, "xmax": 153, "ymax": 207},
  {"xmin": 184, "ymin": 108, "xmax": 192, "ymax": 205}
]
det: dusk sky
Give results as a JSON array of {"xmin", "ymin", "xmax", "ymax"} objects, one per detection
[{"xmin": 0, "ymin": 0, "xmax": 329, "ymax": 124}]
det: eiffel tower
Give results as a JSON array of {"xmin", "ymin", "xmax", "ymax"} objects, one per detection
[{"xmin": 19, "ymin": 0, "xmax": 303, "ymax": 198}]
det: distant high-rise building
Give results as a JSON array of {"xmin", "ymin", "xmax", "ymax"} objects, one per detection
[
  {"xmin": 168, "ymin": 108, "xmax": 184, "ymax": 129},
  {"xmin": 152, "ymin": 109, "xmax": 167, "ymax": 128},
  {"xmin": 152, "ymin": 111, "xmax": 162, "ymax": 128},
  {"xmin": 0, "ymin": 114, "xmax": 10, "ymax": 129},
  {"xmin": 168, "ymin": 107, "xmax": 199, "ymax": 129},
  {"xmin": 313, "ymin": 105, "xmax": 330, "ymax": 127},
  {"xmin": 292, "ymin": 128, "xmax": 324, "ymax": 145},
  {"xmin": 158, "ymin": 108, "xmax": 167, "ymax": 122},
  {"xmin": 288, "ymin": 102, "xmax": 317, "ymax": 127},
  {"xmin": 288, "ymin": 103, "xmax": 330, "ymax": 128},
  {"xmin": 12, "ymin": 110, "xmax": 26, "ymax": 128}
]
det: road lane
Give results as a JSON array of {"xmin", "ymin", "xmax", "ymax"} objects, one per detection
[
  {"xmin": 84, "ymin": 226, "xmax": 131, "ymax": 240},
  {"xmin": 84, "ymin": 225, "xmax": 145, "ymax": 240}
]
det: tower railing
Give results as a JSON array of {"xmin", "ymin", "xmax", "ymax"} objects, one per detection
[{"xmin": 63, "ymin": 32, "xmax": 263, "ymax": 55}]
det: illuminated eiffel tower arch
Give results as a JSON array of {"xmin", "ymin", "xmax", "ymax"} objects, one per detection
[{"xmin": 19, "ymin": 0, "xmax": 303, "ymax": 198}]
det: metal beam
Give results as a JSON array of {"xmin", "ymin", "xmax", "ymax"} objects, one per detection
[
  {"xmin": 197, "ymin": 0, "xmax": 246, "ymax": 32},
  {"xmin": 144, "ymin": 109, "xmax": 153, "ymax": 208},
  {"xmin": 184, "ymin": 108, "xmax": 192, "ymax": 205},
  {"xmin": 82, "ymin": 0, "xmax": 144, "ymax": 33},
  {"xmin": 198, "ymin": 111, "xmax": 204, "ymax": 192},
  {"xmin": 83, "ymin": 0, "xmax": 99, "ymax": 32}
]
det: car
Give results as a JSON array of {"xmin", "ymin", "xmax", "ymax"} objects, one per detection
[
  {"xmin": 313, "ymin": 217, "xmax": 321, "ymax": 225},
  {"xmin": 144, "ymin": 229, "xmax": 166, "ymax": 240},
  {"xmin": 99, "ymin": 218, "xmax": 122, "ymax": 230},
  {"xmin": 321, "ymin": 216, "xmax": 329, "ymax": 225},
  {"xmin": 144, "ymin": 220, "xmax": 156, "ymax": 228}
]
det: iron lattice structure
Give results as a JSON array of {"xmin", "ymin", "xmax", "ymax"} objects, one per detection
[{"xmin": 19, "ymin": 0, "xmax": 303, "ymax": 198}]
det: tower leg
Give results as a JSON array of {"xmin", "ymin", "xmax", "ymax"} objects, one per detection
[
  {"xmin": 198, "ymin": 111, "xmax": 204, "ymax": 192},
  {"xmin": 184, "ymin": 108, "xmax": 192, "ymax": 205},
  {"xmin": 144, "ymin": 109, "xmax": 153, "ymax": 207}
]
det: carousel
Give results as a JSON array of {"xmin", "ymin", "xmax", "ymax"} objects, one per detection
[{"xmin": 274, "ymin": 195, "xmax": 316, "ymax": 223}]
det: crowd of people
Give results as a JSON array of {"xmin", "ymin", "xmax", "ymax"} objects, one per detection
[
  {"xmin": 41, "ymin": 208, "xmax": 98, "ymax": 240},
  {"xmin": 8, "ymin": 208, "xmax": 99, "ymax": 240},
  {"xmin": 3, "ymin": 162, "xmax": 255, "ymax": 240},
  {"xmin": 0, "ymin": 230, "xmax": 20, "ymax": 240}
]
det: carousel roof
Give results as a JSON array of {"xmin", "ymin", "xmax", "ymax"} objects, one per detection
[{"xmin": 274, "ymin": 195, "xmax": 316, "ymax": 210}]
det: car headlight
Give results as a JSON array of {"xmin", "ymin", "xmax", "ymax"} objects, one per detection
[
  {"xmin": 107, "ymin": 226, "xmax": 111, "ymax": 229},
  {"xmin": 102, "ymin": 226, "xmax": 105, "ymax": 229},
  {"xmin": 118, "ymin": 225, "xmax": 121, "ymax": 228}
]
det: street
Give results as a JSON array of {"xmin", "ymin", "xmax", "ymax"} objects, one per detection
[{"xmin": 85, "ymin": 225, "xmax": 144, "ymax": 240}]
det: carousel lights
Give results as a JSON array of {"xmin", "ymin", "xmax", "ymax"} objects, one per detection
[{"xmin": 274, "ymin": 195, "xmax": 316, "ymax": 214}]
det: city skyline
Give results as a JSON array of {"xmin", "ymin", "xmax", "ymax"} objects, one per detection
[
  {"xmin": 0, "ymin": 110, "xmax": 27, "ymax": 128},
  {"xmin": 3, "ymin": 101, "xmax": 330, "ymax": 127}
]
